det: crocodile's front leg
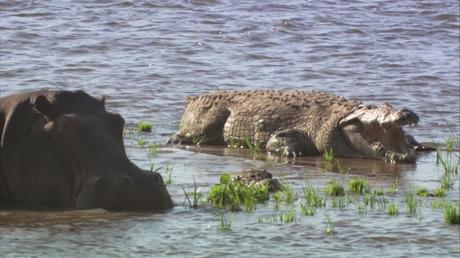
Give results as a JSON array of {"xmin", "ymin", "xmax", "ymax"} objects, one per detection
[{"xmin": 266, "ymin": 129, "xmax": 318, "ymax": 157}]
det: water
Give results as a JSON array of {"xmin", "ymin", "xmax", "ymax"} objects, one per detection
[{"xmin": 0, "ymin": 0, "xmax": 459, "ymax": 257}]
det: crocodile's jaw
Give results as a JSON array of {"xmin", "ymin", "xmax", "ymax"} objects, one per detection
[{"xmin": 340, "ymin": 103, "xmax": 419, "ymax": 163}]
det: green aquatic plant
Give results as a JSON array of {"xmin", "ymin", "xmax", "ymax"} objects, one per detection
[
  {"xmin": 300, "ymin": 201, "xmax": 316, "ymax": 216},
  {"xmin": 148, "ymin": 143, "xmax": 161, "ymax": 172},
  {"xmin": 323, "ymin": 148, "xmax": 334, "ymax": 162},
  {"xmin": 137, "ymin": 139, "xmax": 148, "ymax": 147},
  {"xmin": 330, "ymin": 196, "xmax": 345, "ymax": 209},
  {"xmin": 243, "ymin": 136, "xmax": 262, "ymax": 158},
  {"xmin": 362, "ymin": 191, "xmax": 378, "ymax": 209},
  {"xmin": 389, "ymin": 178, "xmax": 399, "ymax": 194},
  {"xmin": 415, "ymin": 186, "xmax": 429, "ymax": 197},
  {"xmin": 207, "ymin": 173, "xmax": 269, "ymax": 212},
  {"xmin": 348, "ymin": 177, "xmax": 370, "ymax": 194},
  {"xmin": 405, "ymin": 191, "xmax": 418, "ymax": 215},
  {"xmin": 217, "ymin": 215, "xmax": 232, "ymax": 231},
  {"xmin": 137, "ymin": 121, "xmax": 153, "ymax": 132},
  {"xmin": 182, "ymin": 179, "xmax": 203, "ymax": 208},
  {"xmin": 387, "ymin": 203, "xmax": 399, "ymax": 216},
  {"xmin": 433, "ymin": 187, "xmax": 446, "ymax": 197},
  {"xmin": 164, "ymin": 161, "xmax": 174, "ymax": 185},
  {"xmin": 440, "ymin": 173, "xmax": 455, "ymax": 190},
  {"xmin": 325, "ymin": 179, "xmax": 345, "ymax": 196},
  {"xmin": 357, "ymin": 202, "xmax": 367, "ymax": 216},
  {"xmin": 444, "ymin": 202, "xmax": 460, "ymax": 225},
  {"xmin": 302, "ymin": 180, "xmax": 324, "ymax": 208},
  {"xmin": 272, "ymin": 191, "xmax": 282, "ymax": 210},
  {"xmin": 324, "ymin": 214, "xmax": 335, "ymax": 235},
  {"xmin": 282, "ymin": 184, "xmax": 297, "ymax": 204},
  {"xmin": 280, "ymin": 208, "xmax": 297, "ymax": 224}
]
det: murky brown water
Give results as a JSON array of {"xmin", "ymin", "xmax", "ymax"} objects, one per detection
[{"xmin": 1, "ymin": 0, "xmax": 459, "ymax": 257}]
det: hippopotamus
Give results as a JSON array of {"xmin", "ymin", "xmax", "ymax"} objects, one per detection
[{"xmin": 0, "ymin": 90, "xmax": 173, "ymax": 211}]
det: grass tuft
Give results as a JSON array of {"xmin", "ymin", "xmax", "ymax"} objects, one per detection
[
  {"xmin": 325, "ymin": 179, "xmax": 345, "ymax": 196},
  {"xmin": 444, "ymin": 202, "xmax": 460, "ymax": 225},
  {"xmin": 387, "ymin": 203, "xmax": 399, "ymax": 216},
  {"xmin": 207, "ymin": 173, "xmax": 269, "ymax": 212},
  {"xmin": 348, "ymin": 178, "xmax": 370, "ymax": 194},
  {"xmin": 137, "ymin": 121, "xmax": 153, "ymax": 132}
]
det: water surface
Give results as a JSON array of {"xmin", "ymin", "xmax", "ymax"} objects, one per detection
[{"xmin": 0, "ymin": 0, "xmax": 459, "ymax": 257}]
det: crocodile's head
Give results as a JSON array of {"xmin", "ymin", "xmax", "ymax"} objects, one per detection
[{"xmin": 339, "ymin": 103, "xmax": 420, "ymax": 163}]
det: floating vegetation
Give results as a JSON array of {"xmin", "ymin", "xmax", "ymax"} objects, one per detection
[
  {"xmin": 182, "ymin": 179, "xmax": 202, "ymax": 208},
  {"xmin": 137, "ymin": 121, "xmax": 153, "ymax": 132},
  {"xmin": 387, "ymin": 203, "xmax": 399, "ymax": 216},
  {"xmin": 207, "ymin": 173, "xmax": 269, "ymax": 212},
  {"xmin": 325, "ymin": 179, "xmax": 345, "ymax": 196},
  {"xmin": 443, "ymin": 203, "xmax": 460, "ymax": 225},
  {"xmin": 217, "ymin": 215, "xmax": 232, "ymax": 231},
  {"xmin": 348, "ymin": 178, "xmax": 370, "ymax": 194}
]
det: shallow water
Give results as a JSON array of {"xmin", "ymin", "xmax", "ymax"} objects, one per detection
[{"xmin": 0, "ymin": 0, "xmax": 459, "ymax": 257}]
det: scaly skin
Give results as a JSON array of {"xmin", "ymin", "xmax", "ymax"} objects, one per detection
[{"xmin": 170, "ymin": 90, "xmax": 424, "ymax": 163}]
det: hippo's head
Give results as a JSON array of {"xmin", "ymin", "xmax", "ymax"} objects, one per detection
[
  {"xmin": 339, "ymin": 103, "xmax": 420, "ymax": 163},
  {"xmin": 32, "ymin": 91, "xmax": 173, "ymax": 211}
]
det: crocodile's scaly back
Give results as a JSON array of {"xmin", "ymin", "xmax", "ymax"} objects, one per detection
[{"xmin": 175, "ymin": 90, "xmax": 360, "ymax": 151}]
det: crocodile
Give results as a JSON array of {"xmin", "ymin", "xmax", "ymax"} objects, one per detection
[{"xmin": 169, "ymin": 90, "xmax": 428, "ymax": 163}]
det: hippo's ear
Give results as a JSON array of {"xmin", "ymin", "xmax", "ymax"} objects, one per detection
[{"xmin": 33, "ymin": 95, "xmax": 56, "ymax": 120}]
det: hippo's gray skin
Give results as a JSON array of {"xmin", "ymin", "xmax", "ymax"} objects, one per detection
[
  {"xmin": 169, "ymin": 90, "xmax": 427, "ymax": 163},
  {"xmin": 0, "ymin": 90, "xmax": 172, "ymax": 211}
]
